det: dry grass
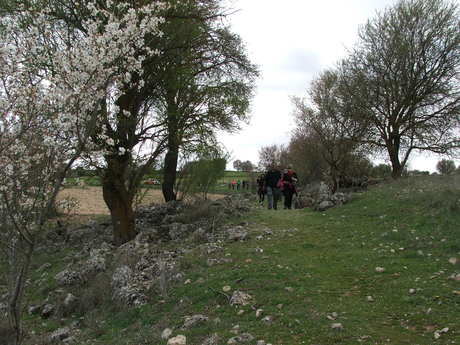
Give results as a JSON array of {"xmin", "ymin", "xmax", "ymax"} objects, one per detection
[
  {"xmin": 57, "ymin": 186, "xmax": 224, "ymax": 215},
  {"xmin": 57, "ymin": 187, "xmax": 169, "ymax": 215}
]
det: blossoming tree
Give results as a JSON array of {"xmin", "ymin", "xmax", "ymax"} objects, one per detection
[{"xmin": 0, "ymin": 1, "xmax": 166, "ymax": 342}]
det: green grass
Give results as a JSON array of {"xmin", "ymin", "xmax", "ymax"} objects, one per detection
[{"xmin": 10, "ymin": 175, "xmax": 460, "ymax": 344}]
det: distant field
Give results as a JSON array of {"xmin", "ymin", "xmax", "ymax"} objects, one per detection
[{"xmin": 57, "ymin": 187, "xmax": 225, "ymax": 215}]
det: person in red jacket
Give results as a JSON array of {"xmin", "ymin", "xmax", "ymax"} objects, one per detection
[{"xmin": 281, "ymin": 166, "xmax": 298, "ymax": 209}]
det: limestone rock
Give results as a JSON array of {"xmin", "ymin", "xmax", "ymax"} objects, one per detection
[
  {"xmin": 111, "ymin": 265, "xmax": 147, "ymax": 306},
  {"xmin": 64, "ymin": 293, "xmax": 78, "ymax": 308},
  {"xmin": 49, "ymin": 327, "xmax": 71, "ymax": 342},
  {"xmin": 317, "ymin": 200, "xmax": 334, "ymax": 212},
  {"xmin": 202, "ymin": 333, "xmax": 220, "ymax": 345},
  {"xmin": 28, "ymin": 304, "xmax": 41, "ymax": 315},
  {"xmin": 230, "ymin": 290, "xmax": 252, "ymax": 306},
  {"xmin": 55, "ymin": 269, "xmax": 83, "ymax": 286},
  {"xmin": 331, "ymin": 323, "xmax": 343, "ymax": 330},
  {"xmin": 161, "ymin": 328, "xmax": 173, "ymax": 340},
  {"xmin": 182, "ymin": 314, "xmax": 209, "ymax": 329},
  {"xmin": 41, "ymin": 304, "xmax": 55, "ymax": 319},
  {"xmin": 227, "ymin": 333, "xmax": 254, "ymax": 344},
  {"xmin": 167, "ymin": 335, "xmax": 186, "ymax": 345},
  {"xmin": 227, "ymin": 227, "xmax": 249, "ymax": 241}
]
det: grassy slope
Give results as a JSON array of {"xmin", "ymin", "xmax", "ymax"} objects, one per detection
[{"xmin": 19, "ymin": 175, "xmax": 460, "ymax": 344}]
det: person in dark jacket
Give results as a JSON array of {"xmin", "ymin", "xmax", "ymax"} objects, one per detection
[
  {"xmin": 264, "ymin": 165, "xmax": 282, "ymax": 210},
  {"xmin": 256, "ymin": 174, "xmax": 266, "ymax": 204}
]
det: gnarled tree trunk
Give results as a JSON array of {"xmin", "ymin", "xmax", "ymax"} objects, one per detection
[
  {"xmin": 102, "ymin": 156, "xmax": 136, "ymax": 245},
  {"xmin": 162, "ymin": 144, "xmax": 179, "ymax": 202}
]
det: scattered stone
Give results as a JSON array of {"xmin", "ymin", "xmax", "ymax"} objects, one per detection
[
  {"xmin": 448, "ymin": 257, "xmax": 458, "ymax": 265},
  {"xmin": 207, "ymin": 258, "xmax": 233, "ymax": 266},
  {"xmin": 326, "ymin": 312, "xmax": 338, "ymax": 320},
  {"xmin": 227, "ymin": 333, "xmax": 254, "ymax": 344},
  {"xmin": 37, "ymin": 263, "xmax": 52, "ymax": 272},
  {"xmin": 331, "ymin": 323, "xmax": 343, "ymax": 330},
  {"xmin": 256, "ymin": 341, "xmax": 266, "ymax": 345},
  {"xmin": 63, "ymin": 293, "xmax": 78, "ymax": 308},
  {"xmin": 184, "ymin": 279, "xmax": 191, "ymax": 284},
  {"xmin": 50, "ymin": 327, "xmax": 70, "ymax": 342},
  {"xmin": 237, "ymin": 310, "xmax": 245, "ymax": 315},
  {"xmin": 55, "ymin": 269, "xmax": 83, "ymax": 286},
  {"xmin": 317, "ymin": 200, "xmax": 334, "ymax": 212},
  {"xmin": 167, "ymin": 335, "xmax": 187, "ymax": 345},
  {"xmin": 448, "ymin": 273, "xmax": 460, "ymax": 281},
  {"xmin": 276, "ymin": 304, "xmax": 283, "ymax": 310},
  {"xmin": 28, "ymin": 304, "xmax": 41, "ymax": 315},
  {"xmin": 161, "ymin": 328, "xmax": 173, "ymax": 340},
  {"xmin": 202, "ymin": 334, "xmax": 220, "ymax": 345},
  {"xmin": 49, "ymin": 327, "xmax": 71, "ymax": 342},
  {"xmin": 183, "ymin": 314, "xmax": 209, "ymax": 329},
  {"xmin": 111, "ymin": 265, "xmax": 147, "ymax": 306},
  {"xmin": 375, "ymin": 267, "xmax": 385, "ymax": 273},
  {"xmin": 63, "ymin": 336, "xmax": 77, "ymax": 344},
  {"xmin": 256, "ymin": 309, "xmax": 263, "ymax": 318},
  {"xmin": 41, "ymin": 304, "xmax": 55, "ymax": 319},
  {"xmin": 227, "ymin": 226, "xmax": 249, "ymax": 241},
  {"xmin": 230, "ymin": 325, "xmax": 240, "ymax": 334},
  {"xmin": 230, "ymin": 290, "xmax": 252, "ymax": 306},
  {"xmin": 434, "ymin": 327, "xmax": 449, "ymax": 339},
  {"xmin": 366, "ymin": 296, "xmax": 374, "ymax": 302},
  {"xmin": 222, "ymin": 285, "xmax": 231, "ymax": 292},
  {"xmin": 84, "ymin": 248, "xmax": 107, "ymax": 274},
  {"xmin": 261, "ymin": 315, "xmax": 273, "ymax": 324},
  {"xmin": 285, "ymin": 287, "xmax": 294, "ymax": 293},
  {"xmin": 409, "ymin": 288, "xmax": 416, "ymax": 294}
]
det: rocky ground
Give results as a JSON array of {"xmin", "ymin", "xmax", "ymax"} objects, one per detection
[{"xmin": 1, "ymin": 186, "xmax": 358, "ymax": 345}]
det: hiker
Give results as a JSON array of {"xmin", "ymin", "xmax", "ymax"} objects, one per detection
[
  {"xmin": 280, "ymin": 167, "xmax": 298, "ymax": 209},
  {"xmin": 264, "ymin": 165, "xmax": 282, "ymax": 210},
  {"xmin": 256, "ymin": 174, "xmax": 266, "ymax": 204}
]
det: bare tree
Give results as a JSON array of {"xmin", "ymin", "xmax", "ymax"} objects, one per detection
[
  {"xmin": 258, "ymin": 144, "xmax": 289, "ymax": 171},
  {"xmin": 292, "ymin": 69, "xmax": 369, "ymax": 192},
  {"xmin": 343, "ymin": 0, "xmax": 460, "ymax": 178}
]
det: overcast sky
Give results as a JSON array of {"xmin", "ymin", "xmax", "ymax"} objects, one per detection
[{"xmin": 220, "ymin": 0, "xmax": 459, "ymax": 172}]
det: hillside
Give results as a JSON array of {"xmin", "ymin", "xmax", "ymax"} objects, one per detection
[{"xmin": 1, "ymin": 175, "xmax": 459, "ymax": 345}]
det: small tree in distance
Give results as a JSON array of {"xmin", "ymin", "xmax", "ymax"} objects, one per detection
[
  {"xmin": 233, "ymin": 159, "xmax": 255, "ymax": 172},
  {"xmin": 436, "ymin": 159, "xmax": 456, "ymax": 175}
]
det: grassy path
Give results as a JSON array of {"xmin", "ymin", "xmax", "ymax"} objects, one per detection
[{"xmin": 20, "ymin": 176, "xmax": 460, "ymax": 345}]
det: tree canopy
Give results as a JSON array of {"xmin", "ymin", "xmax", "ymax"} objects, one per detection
[{"xmin": 342, "ymin": 0, "xmax": 460, "ymax": 178}]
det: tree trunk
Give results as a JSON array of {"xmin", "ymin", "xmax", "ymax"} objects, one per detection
[
  {"xmin": 162, "ymin": 144, "xmax": 179, "ymax": 202},
  {"xmin": 102, "ymin": 157, "xmax": 136, "ymax": 245},
  {"xmin": 162, "ymin": 96, "xmax": 180, "ymax": 202},
  {"xmin": 388, "ymin": 137, "xmax": 404, "ymax": 179},
  {"xmin": 7, "ymin": 237, "xmax": 34, "ymax": 345}
]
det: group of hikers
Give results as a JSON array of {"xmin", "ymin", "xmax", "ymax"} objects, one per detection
[
  {"xmin": 257, "ymin": 165, "xmax": 298, "ymax": 210},
  {"xmin": 228, "ymin": 179, "xmax": 250, "ymax": 190}
]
